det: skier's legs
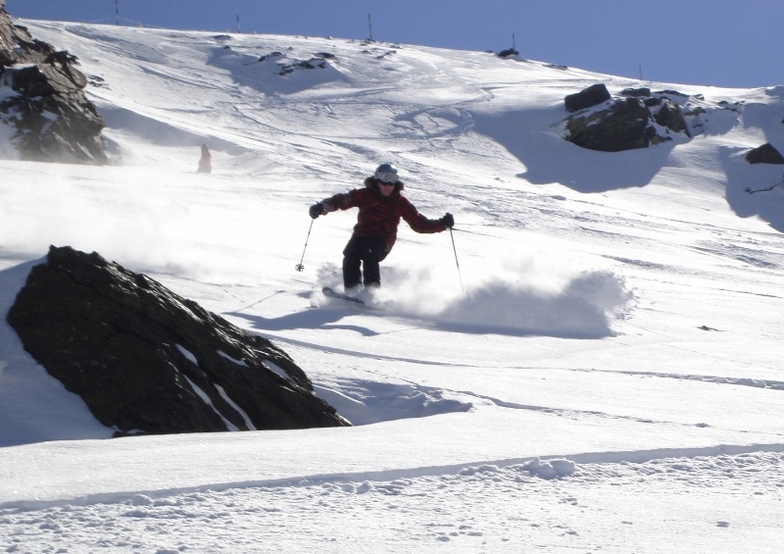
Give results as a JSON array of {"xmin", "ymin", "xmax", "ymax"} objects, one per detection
[
  {"xmin": 342, "ymin": 236, "xmax": 363, "ymax": 290},
  {"xmin": 342, "ymin": 235, "xmax": 388, "ymax": 289},
  {"xmin": 361, "ymin": 236, "xmax": 388, "ymax": 287},
  {"xmin": 363, "ymin": 257, "xmax": 380, "ymax": 287}
]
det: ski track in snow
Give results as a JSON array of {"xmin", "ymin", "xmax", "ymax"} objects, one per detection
[{"xmin": 2, "ymin": 451, "xmax": 783, "ymax": 553}]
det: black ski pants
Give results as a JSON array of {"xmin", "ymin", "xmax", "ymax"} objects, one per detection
[{"xmin": 342, "ymin": 234, "xmax": 388, "ymax": 289}]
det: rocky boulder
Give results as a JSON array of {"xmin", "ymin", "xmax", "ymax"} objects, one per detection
[
  {"xmin": 564, "ymin": 83, "xmax": 611, "ymax": 112},
  {"xmin": 620, "ymin": 87, "xmax": 652, "ymax": 98},
  {"xmin": 745, "ymin": 142, "xmax": 784, "ymax": 164},
  {"xmin": 651, "ymin": 97, "xmax": 690, "ymax": 136},
  {"xmin": 0, "ymin": 1, "xmax": 106, "ymax": 163},
  {"xmin": 565, "ymin": 96, "xmax": 656, "ymax": 152},
  {"xmin": 6, "ymin": 246, "xmax": 350, "ymax": 436},
  {"xmin": 563, "ymin": 84, "xmax": 695, "ymax": 152}
]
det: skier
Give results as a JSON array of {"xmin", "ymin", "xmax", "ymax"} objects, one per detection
[
  {"xmin": 309, "ymin": 163, "xmax": 454, "ymax": 292},
  {"xmin": 197, "ymin": 144, "xmax": 211, "ymax": 173}
]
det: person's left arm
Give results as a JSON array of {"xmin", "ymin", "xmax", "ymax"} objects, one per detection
[{"xmin": 399, "ymin": 197, "xmax": 453, "ymax": 233}]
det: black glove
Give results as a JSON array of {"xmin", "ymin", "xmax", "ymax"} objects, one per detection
[
  {"xmin": 440, "ymin": 212, "xmax": 454, "ymax": 229},
  {"xmin": 309, "ymin": 203, "xmax": 324, "ymax": 219}
]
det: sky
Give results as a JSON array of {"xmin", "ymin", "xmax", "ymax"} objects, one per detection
[{"xmin": 6, "ymin": 0, "xmax": 784, "ymax": 89}]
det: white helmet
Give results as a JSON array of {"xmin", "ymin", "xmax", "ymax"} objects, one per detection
[{"xmin": 374, "ymin": 163, "xmax": 398, "ymax": 184}]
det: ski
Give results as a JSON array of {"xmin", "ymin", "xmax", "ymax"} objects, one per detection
[{"xmin": 322, "ymin": 286, "xmax": 365, "ymax": 305}]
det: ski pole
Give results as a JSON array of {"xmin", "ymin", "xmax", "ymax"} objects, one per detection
[
  {"xmin": 448, "ymin": 227, "xmax": 465, "ymax": 292},
  {"xmin": 295, "ymin": 219, "xmax": 314, "ymax": 272}
]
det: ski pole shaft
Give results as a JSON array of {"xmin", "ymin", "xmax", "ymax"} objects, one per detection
[
  {"xmin": 449, "ymin": 227, "xmax": 465, "ymax": 292},
  {"xmin": 295, "ymin": 219, "xmax": 314, "ymax": 272}
]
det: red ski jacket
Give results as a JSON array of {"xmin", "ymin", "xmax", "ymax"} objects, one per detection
[{"xmin": 321, "ymin": 178, "xmax": 446, "ymax": 254}]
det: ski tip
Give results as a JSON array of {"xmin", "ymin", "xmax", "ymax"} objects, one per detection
[{"xmin": 322, "ymin": 286, "xmax": 365, "ymax": 305}]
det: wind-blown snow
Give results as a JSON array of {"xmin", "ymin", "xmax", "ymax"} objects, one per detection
[{"xmin": 0, "ymin": 19, "xmax": 783, "ymax": 552}]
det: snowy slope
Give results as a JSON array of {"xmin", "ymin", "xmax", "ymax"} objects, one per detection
[{"xmin": 0, "ymin": 20, "xmax": 783, "ymax": 552}]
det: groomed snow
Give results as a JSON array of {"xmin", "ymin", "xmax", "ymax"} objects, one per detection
[{"xmin": 0, "ymin": 20, "xmax": 783, "ymax": 552}]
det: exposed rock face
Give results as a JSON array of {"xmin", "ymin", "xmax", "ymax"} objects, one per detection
[
  {"xmin": 563, "ymin": 85, "xmax": 699, "ymax": 152},
  {"xmin": 0, "ymin": 1, "xmax": 106, "ymax": 163},
  {"xmin": 745, "ymin": 142, "xmax": 784, "ymax": 164},
  {"xmin": 564, "ymin": 83, "xmax": 611, "ymax": 112},
  {"xmin": 6, "ymin": 246, "xmax": 349, "ymax": 436},
  {"xmin": 652, "ymin": 98, "xmax": 689, "ymax": 136},
  {"xmin": 620, "ymin": 87, "xmax": 652, "ymax": 98},
  {"xmin": 565, "ymin": 97, "xmax": 655, "ymax": 152}
]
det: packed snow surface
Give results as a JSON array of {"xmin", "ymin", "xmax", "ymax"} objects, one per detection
[{"xmin": 1, "ymin": 20, "xmax": 783, "ymax": 552}]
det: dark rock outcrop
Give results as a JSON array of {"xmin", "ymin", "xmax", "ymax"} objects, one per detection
[
  {"xmin": 255, "ymin": 50, "xmax": 335, "ymax": 75},
  {"xmin": 565, "ymin": 97, "xmax": 656, "ymax": 152},
  {"xmin": 652, "ymin": 98, "xmax": 690, "ymax": 136},
  {"xmin": 6, "ymin": 246, "xmax": 350, "ymax": 436},
  {"xmin": 497, "ymin": 48, "xmax": 519, "ymax": 59},
  {"xmin": 563, "ymin": 84, "xmax": 698, "ymax": 152},
  {"xmin": 564, "ymin": 83, "xmax": 611, "ymax": 112},
  {"xmin": 0, "ymin": 1, "xmax": 106, "ymax": 163},
  {"xmin": 745, "ymin": 142, "xmax": 784, "ymax": 165},
  {"xmin": 620, "ymin": 87, "xmax": 652, "ymax": 98}
]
